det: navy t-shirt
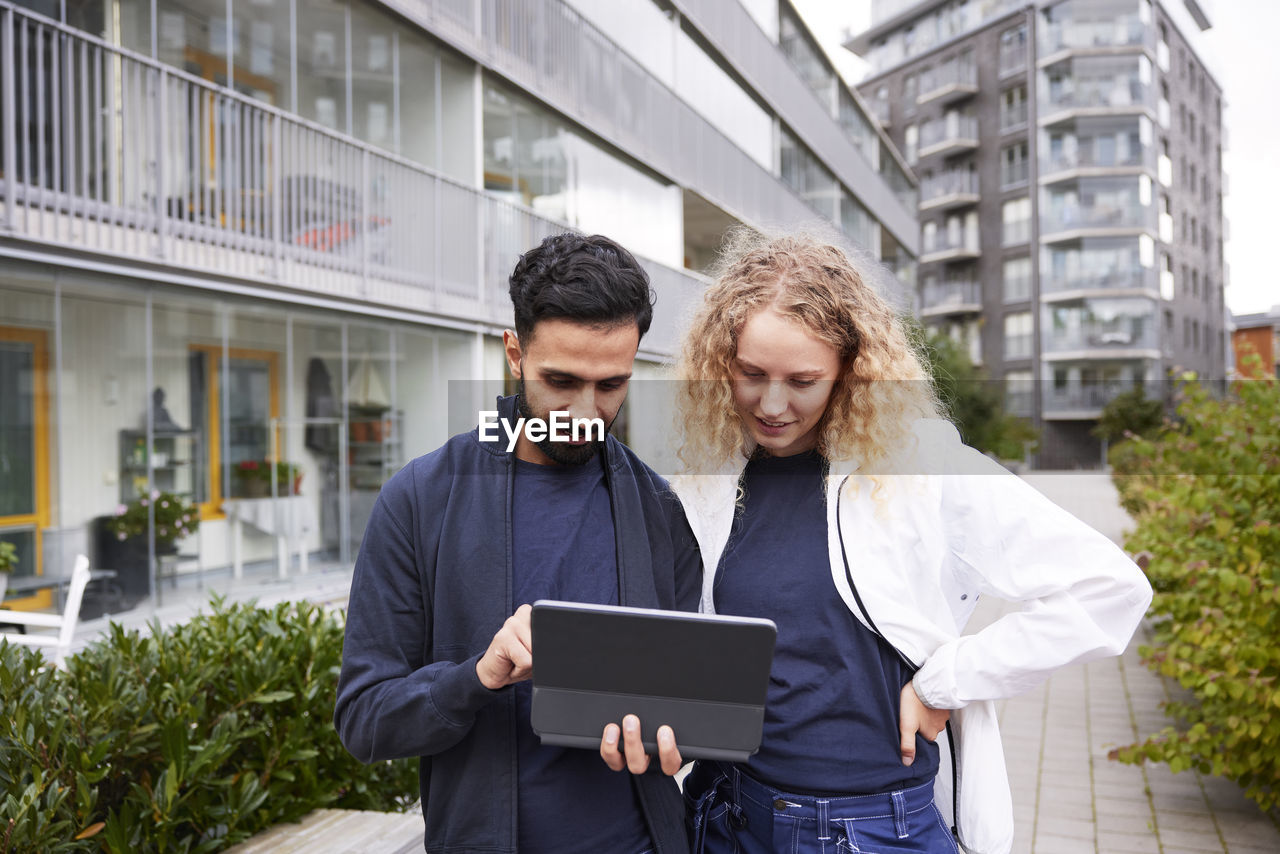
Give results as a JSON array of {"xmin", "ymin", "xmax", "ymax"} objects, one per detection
[
  {"xmin": 714, "ymin": 450, "xmax": 940, "ymax": 795},
  {"xmin": 511, "ymin": 455, "xmax": 651, "ymax": 854}
]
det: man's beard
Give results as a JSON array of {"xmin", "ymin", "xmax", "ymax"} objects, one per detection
[{"xmin": 516, "ymin": 379, "xmax": 612, "ymax": 466}]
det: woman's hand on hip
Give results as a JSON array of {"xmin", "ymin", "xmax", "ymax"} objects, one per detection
[{"xmin": 900, "ymin": 680, "xmax": 950, "ymax": 766}]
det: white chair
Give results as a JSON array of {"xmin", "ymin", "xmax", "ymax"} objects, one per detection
[{"xmin": 0, "ymin": 554, "xmax": 92, "ymax": 669}]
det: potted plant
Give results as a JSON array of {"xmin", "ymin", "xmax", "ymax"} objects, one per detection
[
  {"xmin": 234, "ymin": 460, "xmax": 271, "ymax": 498},
  {"xmin": 0, "ymin": 540, "xmax": 16, "ymax": 601},
  {"xmin": 105, "ymin": 491, "xmax": 199, "ymax": 551},
  {"xmin": 95, "ymin": 491, "xmax": 199, "ymax": 606},
  {"xmin": 234, "ymin": 460, "xmax": 302, "ymax": 497}
]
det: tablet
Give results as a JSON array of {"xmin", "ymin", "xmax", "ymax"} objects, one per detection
[{"xmin": 530, "ymin": 600, "xmax": 777, "ymax": 762}]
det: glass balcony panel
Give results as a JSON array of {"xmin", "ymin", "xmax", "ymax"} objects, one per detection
[
  {"xmin": 921, "ymin": 279, "xmax": 981, "ymax": 312},
  {"xmin": 918, "ymin": 56, "xmax": 978, "ymax": 101},
  {"xmin": 1042, "ymin": 55, "xmax": 1153, "ymax": 114},
  {"xmin": 1042, "ymin": 117, "xmax": 1154, "ymax": 173},
  {"xmin": 1040, "ymin": 15, "xmax": 1150, "ymax": 54},
  {"xmin": 1042, "ymin": 176, "xmax": 1155, "ymax": 235},
  {"xmin": 1042, "ymin": 238, "xmax": 1156, "ymax": 294},
  {"xmin": 919, "ymin": 170, "xmax": 980, "ymax": 204},
  {"xmin": 1044, "ymin": 298, "xmax": 1158, "ymax": 353},
  {"xmin": 920, "ymin": 115, "xmax": 978, "ymax": 150}
]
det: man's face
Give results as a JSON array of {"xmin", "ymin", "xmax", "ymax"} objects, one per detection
[{"xmin": 503, "ymin": 318, "xmax": 639, "ymax": 465}]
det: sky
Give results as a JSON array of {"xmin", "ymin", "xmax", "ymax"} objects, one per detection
[{"xmin": 790, "ymin": 0, "xmax": 1280, "ymax": 318}]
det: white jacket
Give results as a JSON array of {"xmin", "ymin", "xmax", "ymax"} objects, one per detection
[{"xmin": 670, "ymin": 419, "xmax": 1152, "ymax": 854}]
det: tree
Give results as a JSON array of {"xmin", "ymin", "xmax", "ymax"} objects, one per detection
[
  {"xmin": 1093, "ymin": 386, "xmax": 1166, "ymax": 444},
  {"xmin": 914, "ymin": 322, "xmax": 1039, "ymax": 461}
]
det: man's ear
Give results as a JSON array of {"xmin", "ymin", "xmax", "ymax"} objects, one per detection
[{"xmin": 502, "ymin": 330, "xmax": 524, "ymax": 379}]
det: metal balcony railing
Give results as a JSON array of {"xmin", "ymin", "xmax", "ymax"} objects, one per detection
[{"xmin": 0, "ymin": 2, "xmax": 707, "ymax": 357}]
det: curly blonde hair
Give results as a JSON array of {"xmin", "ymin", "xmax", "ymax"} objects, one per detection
[{"xmin": 676, "ymin": 227, "xmax": 940, "ymax": 473}]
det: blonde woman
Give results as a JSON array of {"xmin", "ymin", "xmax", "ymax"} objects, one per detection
[{"xmin": 602, "ymin": 230, "xmax": 1151, "ymax": 854}]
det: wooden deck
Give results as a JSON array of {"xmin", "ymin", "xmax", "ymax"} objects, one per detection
[{"xmin": 225, "ymin": 806, "xmax": 422, "ymax": 853}]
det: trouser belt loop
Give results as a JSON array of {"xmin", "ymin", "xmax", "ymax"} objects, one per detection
[
  {"xmin": 816, "ymin": 799, "xmax": 831, "ymax": 841},
  {"xmin": 891, "ymin": 789, "xmax": 909, "ymax": 839},
  {"xmin": 690, "ymin": 767, "xmax": 730, "ymax": 854}
]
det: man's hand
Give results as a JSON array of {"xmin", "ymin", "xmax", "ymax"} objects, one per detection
[
  {"xmin": 900, "ymin": 680, "xmax": 950, "ymax": 766},
  {"xmin": 600, "ymin": 715, "xmax": 683, "ymax": 776},
  {"xmin": 476, "ymin": 604, "xmax": 534, "ymax": 690}
]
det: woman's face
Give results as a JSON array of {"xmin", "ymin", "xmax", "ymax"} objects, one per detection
[{"xmin": 732, "ymin": 307, "xmax": 842, "ymax": 457}]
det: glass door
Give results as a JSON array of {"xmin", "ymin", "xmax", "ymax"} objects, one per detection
[{"xmin": 0, "ymin": 327, "xmax": 51, "ymax": 608}]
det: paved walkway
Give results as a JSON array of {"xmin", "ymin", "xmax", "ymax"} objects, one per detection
[{"xmin": 982, "ymin": 473, "xmax": 1280, "ymax": 853}]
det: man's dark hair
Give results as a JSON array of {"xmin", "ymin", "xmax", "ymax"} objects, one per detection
[{"xmin": 508, "ymin": 233, "xmax": 654, "ymax": 344}]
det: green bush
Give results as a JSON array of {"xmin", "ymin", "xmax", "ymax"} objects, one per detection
[
  {"xmin": 1107, "ymin": 371, "xmax": 1280, "ymax": 812},
  {"xmin": 0, "ymin": 599, "xmax": 418, "ymax": 853}
]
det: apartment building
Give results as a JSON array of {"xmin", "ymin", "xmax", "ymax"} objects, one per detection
[
  {"xmin": 0, "ymin": 0, "xmax": 917, "ymax": 608},
  {"xmin": 848, "ymin": 0, "xmax": 1227, "ymax": 468}
]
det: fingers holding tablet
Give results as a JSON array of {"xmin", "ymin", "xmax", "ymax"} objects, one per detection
[{"xmin": 600, "ymin": 716, "xmax": 683, "ymax": 776}]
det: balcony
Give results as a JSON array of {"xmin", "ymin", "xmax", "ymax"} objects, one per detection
[
  {"xmin": 920, "ymin": 280, "xmax": 982, "ymax": 317},
  {"xmin": 1000, "ymin": 101, "xmax": 1029, "ymax": 132},
  {"xmin": 1039, "ymin": 16, "xmax": 1150, "ymax": 58},
  {"xmin": 919, "ymin": 116, "xmax": 979, "ymax": 159},
  {"xmin": 1041, "ymin": 202, "xmax": 1153, "ymax": 241},
  {"xmin": 0, "ymin": 4, "xmax": 707, "ymax": 358},
  {"xmin": 919, "ymin": 171, "xmax": 980, "ymax": 211},
  {"xmin": 1042, "ymin": 147, "xmax": 1151, "ymax": 180},
  {"xmin": 1043, "ymin": 324, "xmax": 1158, "ymax": 357},
  {"xmin": 919, "ymin": 231, "xmax": 981, "ymax": 264},
  {"xmin": 1041, "ymin": 267, "xmax": 1158, "ymax": 299},
  {"xmin": 1043, "ymin": 382, "xmax": 1139, "ymax": 417},
  {"xmin": 1041, "ymin": 79, "xmax": 1152, "ymax": 123},
  {"xmin": 1000, "ymin": 159, "xmax": 1030, "ymax": 188},
  {"xmin": 918, "ymin": 61, "xmax": 979, "ymax": 106}
]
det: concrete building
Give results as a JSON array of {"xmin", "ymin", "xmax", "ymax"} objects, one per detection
[
  {"xmin": 0, "ymin": 0, "xmax": 919, "ymax": 610},
  {"xmin": 847, "ymin": 0, "xmax": 1228, "ymax": 468}
]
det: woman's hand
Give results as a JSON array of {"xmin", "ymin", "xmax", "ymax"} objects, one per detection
[{"xmin": 900, "ymin": 680, "xmax": 950, "ymax": 766}]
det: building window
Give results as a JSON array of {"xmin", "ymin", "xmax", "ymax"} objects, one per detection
[
  {"xmin": 1004, "ymin": 312, "xmax": 1033, "ymax": 360},
  {"xmin": 1001, "ymin": 142, "xmax": 1029, "ymax": 187},
  {"xmin": 1000, "ymin": 85, "xmax": 1028, "ymax": 130},
  {"xmin": 1002, "ymin": 197, "xmax": 1031, "ymax": 246},
  {"xmin": 903, "ymin": 72, "xmax": 919, "ymax": 107},
  {"xmin": 1192, "ymin": 268, "xmax": 1199, "ymax": 297},
  {"xmin": 998, "ymin": 24, "xmax": 1027, "ymax": 75},
  {"xmin": 1005, "ymin": 369, "xmax": 1033, "ymax": 416},
  {"xmin": 905, "ymin": 123, "xmax": 919, "ymax": 164},
  {"xmin": 1003, "ymin": 256, "xmax": 1033, "ymax": 302},
  {"xmin": 1161, "ymin": 253, "xmax": 1174, "ymax": 299}
]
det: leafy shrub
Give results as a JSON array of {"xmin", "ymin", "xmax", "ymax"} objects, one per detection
[
  {"xmin": 1093, "ymin": 385, "xmax": 1166, "ymax": 445},
  {"xmin": 0, "ymin": 599, "xmax": 418, "ymax": 853},
  {"xmin": 1108, "ymin": 371, "xmax": 1280, "ymax": 812}
]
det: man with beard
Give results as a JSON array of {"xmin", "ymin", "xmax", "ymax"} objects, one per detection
[{"xmin": 335, "ymin": 233, "xmax": 699, "ymax": 854}]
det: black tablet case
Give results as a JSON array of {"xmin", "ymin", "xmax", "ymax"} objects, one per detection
[{"xmin": 530, "ymin": 601, "xmax": 777, "ymax": 762}]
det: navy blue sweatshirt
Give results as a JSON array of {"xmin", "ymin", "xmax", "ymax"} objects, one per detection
[{"xmin": 334, "ymin": 395, "xmax": 700, "ymax": 854}]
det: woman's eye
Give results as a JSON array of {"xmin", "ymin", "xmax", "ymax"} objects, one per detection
[
  {"xmin": 740, "ymin": 370, "xmax": 764, "ymax": 379},
  {"xmin": 791, "ymin": 379, "xmax": 817, "ymax": 388}
]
